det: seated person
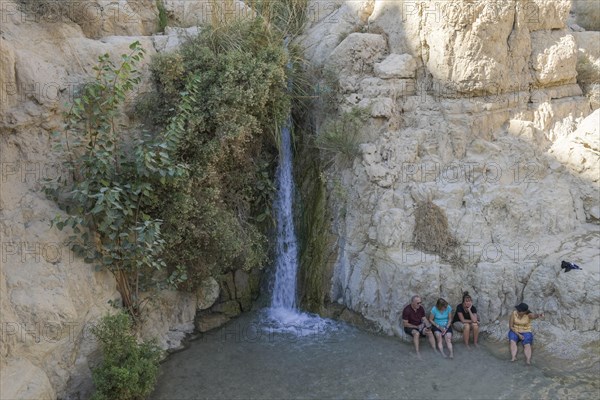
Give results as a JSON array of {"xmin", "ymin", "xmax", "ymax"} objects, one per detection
[
  {"xmin": 402, "ymin": 295, "xmax": 436, "ymax": 358},
  {"xmin": 452, "ymin": 291, "xmax": 479, "ymax": 348},
  {"xmin": 429, "ymin": 297, "xmax": 454, "ymax": 359},
  {"xmin": 509, "ymin": 302, "xmax": 544, "ymax": 365}
]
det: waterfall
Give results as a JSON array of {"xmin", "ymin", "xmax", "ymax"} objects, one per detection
[
  {"xmin": 270, "ymin": 117, "xmax": 298, "ymax": 310},
  {"xmin": 261, "ymin": 42, "xmax": 338, "ymax": 335}
]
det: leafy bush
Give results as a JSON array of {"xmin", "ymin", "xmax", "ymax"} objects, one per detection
[
  {"xmin": 46, "ymin": 42, "xmax": 187, "ymax": 315},
  {"xmin": 90, "ymin": 312, "xmax": 162, "ymax": 400},
  {"xmin": 140, "ymin": 16, "xmax": 292, "ymax": 288}
]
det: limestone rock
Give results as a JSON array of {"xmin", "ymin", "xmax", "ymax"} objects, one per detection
[
  {"xmin": 0, "ymin": 359, "xmax": 55, "ymax": 400},
  {"xmin": 0, "ymin": 4, "xmax": 188, "ymax": 398},
  {"xmin": 0, "ymin": 37, "xmax": 17, "ymax": 113},
  {"xmin": 211, "ymin": 300, "xmax": 242, "ymax": 317},
  {"xmin": 234, "ymin": 270, "xmax": 252, "ymax": 311},
  {"xmin": 219, "ymin": 272, "xmax": 236, "ymax": 302},
  {"xmin": 572, "ymin": 0, "xmax": 600, "ymax": 31},
  {"xmin": 524, "ymin": 0, "xmax": 570, "ymax": 31},
  {"xmin": 374, "ymin": 53, "xmax": 417, "ymax": 79},
  {"xmin": 195, "ymin": 313, "xmax": 231, "ymax": 333},
  {"xmin": 140, "ymin": 290, "xmax": 196, "ymax": 351},
  {"xmin": 153, "ymin": 26, "xmax": 200, "ymax": 53},
  {"xmin": 530, "ymin": 31, "xmax": 578, "ymax": 87},
  {"xmin": 324, "ymin": 33, "xmax": 387, "ymax": 75},
  {"xmin": 36, "ymin": 0, "xmax": 160, "ymax": 38},
  {"xmin": 358, "ymin": 97, "xmax": 394, "ymax": 119},
  {"xmin": 299, "ymin": 1, "xmax": 376, "ymax": 67},
  {"xmin": 302, "ymin": 0, "xmax": 599, "ymax": 364},
  {"xmin": 573, "ymin": 31, "xmax": 600, "ymax": 110},
  {"xmin": 196, "ymin": 277, "xmax": 220, "ymax": 310},
  {"xmin": 163, "ymin": 0, "xmax": 254, "ymax": 28},
  {"xmin": 549, "ymin": 109, "xmax": 600, "ymax": 221}
]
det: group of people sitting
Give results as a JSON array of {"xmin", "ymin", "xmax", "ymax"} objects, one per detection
[{"xmin": 402, "ymin": 292, "xmax": 544, "ymax": 363}]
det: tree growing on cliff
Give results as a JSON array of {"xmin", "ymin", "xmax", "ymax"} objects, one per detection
[{"xmin": 45, "ymin": 41, "xmax": 187, "ymax": 318}]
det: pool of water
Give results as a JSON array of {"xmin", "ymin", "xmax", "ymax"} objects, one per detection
[{"xmin": 151, "ymin": 311, "xmax": 599, "ymax": 400}]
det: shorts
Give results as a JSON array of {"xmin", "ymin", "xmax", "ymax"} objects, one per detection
[
  {"xmin": 453, "ymin": 321, "xmax": 478, "ymax": 332},
  {"xmin": 508, "ymin": 330, "xmax": 533, "ymax": 345},
  {"xmin": 404, "ymin": 327, "xmax": 425, "ymax": 337},
  {"xmin": 432, "ymin": 325, "xmax": 453, "ymax": 336}
]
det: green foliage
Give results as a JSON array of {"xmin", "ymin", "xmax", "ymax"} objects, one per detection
[
  {"xmin": 90, "ymin": 312, "xmax": 162, "ymax": 400},
  {"xmin": 141, "ymin": 17, "xmax": 291, "ymax": 287},
  {"xmin": 297, "ymin": 161, "xmax": 331, "ymax": 313},
  {"xmin": 156, "ymin": 0, "xmax": 168, "ymax": 32},
  {"xmin": 248, "ymin": 0, "xmax": 309, "ymax": 37},
  {"xmin": 46, "ymin": 41, "xmax": 187, "ymax": 315},
  {"xmin": 315, "ymin": 107, "xmax": 369, "ymax": 166}
]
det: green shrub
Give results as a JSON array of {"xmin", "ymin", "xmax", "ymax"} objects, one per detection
[
  {"xmin": 46, "ymin": 42, "xmax": 187, "ymax": 316},
  {"xmin": 156, "ymin": 0, "xmax": 168, "ymax": 32},
  {"xmin": 140, "ymin": 16, "xmax": 293, "ymax": 288},
  {"xmin": 90, "ymin": 312, "xmax": 162, "ymax": 400}
]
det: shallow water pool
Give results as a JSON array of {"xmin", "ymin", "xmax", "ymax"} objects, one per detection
[{"xmin": 151, "ymin": 311, "xmax": 599, "ymax": 400}]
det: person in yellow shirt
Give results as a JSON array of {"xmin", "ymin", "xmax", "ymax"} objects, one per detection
[{"xmin": 508, "ymin": 302, "xmax": 544, "ymax": 365}]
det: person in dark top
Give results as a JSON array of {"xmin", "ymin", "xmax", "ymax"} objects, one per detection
[
  {"xmin": 402, "ymin": 295, "xmax": 436, "ymax": 358},
  {"xmin": 452, "ymin": 291, "xmax": 479, "ymax": 348}
]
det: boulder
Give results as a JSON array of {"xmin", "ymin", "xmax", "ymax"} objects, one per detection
[
  {"xmin": 195, "ymin": 314, "xmax": 230, "ymax": 333},
  {"xmin": 196, "ymin": 277, "xmax": 220, "ymax": 311}
]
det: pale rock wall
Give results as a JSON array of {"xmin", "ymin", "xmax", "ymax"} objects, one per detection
[
  {"xmin": 13, "ymin": 0, "xmax": 160, "ymax": 38},
  {"xmin": 0, "ymin": 1, "xmax": 215, "ymax": 398},
  {"xmin": 299, "ymin": 0, "xmax": 599, "ymax": 359},
  {"xmin": 163, "ymin": 0, "xmax": 254, "ymax": 27},
  {"xmin": 572, "ymin": 0, "xmax": 600, "ymax": 31}
]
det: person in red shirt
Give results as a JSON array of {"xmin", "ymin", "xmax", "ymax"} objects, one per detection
[{"xmin": 402, "ymin": 295, "xmax": 436, "ymax": 358}]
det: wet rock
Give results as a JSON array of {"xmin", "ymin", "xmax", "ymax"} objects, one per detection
[
  {"xmin": 219, "ymin": 272, "xmax": 236, "ymax": 302},
  {"xmin": 234, "ymin": 270, "xmax": 252, "ymax": 311},
  {"xmin": 195, "ymin": 314, "xmax": 231, "ymax": 333},
  {"xmin": 211, "ymin": 301, "xmax": 241, "ymax": 318}
]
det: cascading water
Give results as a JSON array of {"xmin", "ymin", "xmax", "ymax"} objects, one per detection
[
  {"xmin": 270, "ymin": 117, "xmax": 299, "ymax": 311},
  {"xmin": 261, "ymin": 42, "xmax": 339, "ymax": 336},
  {"xmin": 263, "ymin": 117, "xmax": 337, "ymax": 334}
]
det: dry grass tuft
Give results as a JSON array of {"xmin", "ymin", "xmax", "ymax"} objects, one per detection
[{"xmin": 413, "ymin": 201, "xmax": 461, "ymax": 264}]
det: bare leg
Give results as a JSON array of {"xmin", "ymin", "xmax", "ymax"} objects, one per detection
[
  {"xmin": 412, "ymin": 330, "xmax": 421, "ymax": 358},
  {"xmin": 524, "ymin": 344, "xmax": 532, "ymax": 365},
  {"xmin": 446, "ymin": 333, "xmax": 454, "ymax": 359},
  {"xmin": 425, "ymin": 330, "xmax": 436, "ymax": 352},
  {"xmin": 510, "ymin": 340, "xmax": 518, "ymax": 361},
  {"xmin": 435, "ymin": 332, "xmax": 446, "ymax": 357},
  {"xmin": 473, "ymin": 324, "xmax": 480, "ymax": 347},
  {"xmin": 463, "ymin": 323, "xmax": 471, "ymax": 348}
]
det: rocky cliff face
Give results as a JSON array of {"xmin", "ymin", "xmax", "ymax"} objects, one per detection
[
  {"xmin": 0, "ymin": 2, "xmax": 224, "ymax": 399},
  {"xmin": 299, "ymin": 0, "xmax": 599, "ymax": 358},
  {"xmin": 1, "ymin": 0, "xmax": 598, "ymax": 397}
]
